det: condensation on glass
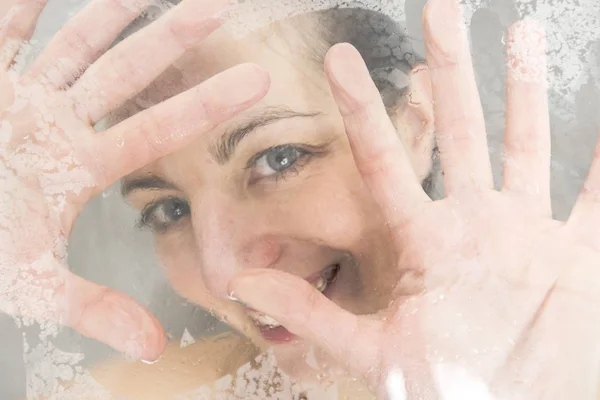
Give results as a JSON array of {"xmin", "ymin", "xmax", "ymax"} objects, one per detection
[{"xmin": 0, "ymin": 0, "xmax": 599, "ymax": 399}]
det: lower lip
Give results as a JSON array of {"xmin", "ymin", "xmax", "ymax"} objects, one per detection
[{"xmin": 257, "ymin": 324, "xmax": 297, "ymax": 343}]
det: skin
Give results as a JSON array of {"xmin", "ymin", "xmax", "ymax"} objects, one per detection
[
  {"xmin": 99, "ymin": 2, "xmax": 600, "ymax": 399},
  {"xmin": 0, "ymin": 0, "xmax": 269, "ymax": 367},
  {"xmin": 89, "ymin": 11, "xmax": 435, "ymax": 396},
  {"xmin": 0, "ymin": 0, "xmax": 431, "ymax": 397},
  {"xmin": 230, "ymin": 4, "xmax": 600, "ymax": 400},
  {"xmin": 3, "ymin": 0, "xmax": 600, "ymax": 398},
  {"xmin": 91, "ymin": 334, "xmax": 377, "ymax": 399},
  {"xmin": 116, "ymin": 12, "xmax": 435, "ymax": 376}
]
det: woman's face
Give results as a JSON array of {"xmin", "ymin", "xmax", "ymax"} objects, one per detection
[{"xmin": 119, "ymin": 18, "xmax": 434, "ymax": 370}]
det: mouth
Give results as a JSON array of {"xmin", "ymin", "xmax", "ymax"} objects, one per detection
[{"xmin": 246, "ymin": 263, "xmax": 341, "ymax": 343}]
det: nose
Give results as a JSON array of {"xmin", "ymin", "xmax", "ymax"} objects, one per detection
[{"xmin": 190, "ymin": 191, "xmax": 284, "ymax": 298}]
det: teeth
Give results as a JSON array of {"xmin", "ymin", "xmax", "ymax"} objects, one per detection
[
  {"xmin": 314, "ymin": 276, "xmax": 328, "ymax": 292},
  {"xmin": 252, "ymin": 313, "xmax": 282, "ymax": 328},
  {"xmin": 322, "ymin": 264, "xmax": 340, "ymax": 283}
]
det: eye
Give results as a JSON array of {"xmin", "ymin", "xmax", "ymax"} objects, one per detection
[
  {"xmin": 138, "ymin": 197, "xmax": 190, "ymax": 233},
  {"xmin": 251, "ymin": 145, "xmax": 308, "ymax": 178}
]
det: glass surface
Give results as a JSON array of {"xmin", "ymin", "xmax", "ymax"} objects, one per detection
[{"xmin": 1, "ymin": 0, "xmax": 600, "ymax": 398}]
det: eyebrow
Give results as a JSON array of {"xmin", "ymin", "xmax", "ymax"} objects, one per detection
[
  {"xmin": 121, "ymin": 175, "xmax": 178, "ymax": 196},
  {"xmin": 212, "ymin": 106, "xmax": 321, "ymax": 164},
  {"xmin": 122, "ymin": 106, "xmax": 322, "ymax": 196}
]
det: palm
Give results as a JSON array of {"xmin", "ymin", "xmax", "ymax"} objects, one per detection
[
  {"xmin": 0, "ymin": 77, "xmax": 94, "ymax": 323},
  {"xmin": 230, "ymin": 1, "xmax": 600, "ymax": 397},
  {"xmin": 1, "ymin": 80, "xmax": 95, "ymax": 229},
  {"xmin": 380, "ymin": 190, "xmax": 599, "ymax": 398}
]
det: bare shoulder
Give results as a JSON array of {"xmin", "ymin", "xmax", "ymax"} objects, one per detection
[{"xmin": 91, "ymin": 333, "xmax": 259, "ymax": 400}]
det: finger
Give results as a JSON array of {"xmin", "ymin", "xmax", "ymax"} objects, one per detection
[
  {"xmin": 229, "ymin": 269, "xmax": 382, "ymax": 380},
  {"xmin": 24, "ymin": 0, "xmax": 149, "ymax": 88},
  {"xmin": 502, "ymin": 19, "xmax": 551, "ymax": 214},
  {"xmin": 64, "ymin": 272, "xmax": 166, "ymax": 362},
  {"xmin": 568, "ymin": 131, "xmax": 600, "ymax": 235},
  {"xmin": 88, "ymin": 63, "xmax": 269, "ymax": 193},
  {"xmin": 324, "ymin": 43, "xmax": 430, "ymax": 229},
  {"xmin": 423, "ymin": 0, "xmax": 493, "ymax": 194},
  {"xmin": 3, "ymin": 258, "xmax": 164, "ymax": 361},
  {"xmin": 0, "ymin": 0, "xmax": 47, "ymax": 70},
  {"xmin": 71, "ymin": 0, "xmax": 232, "ymax": 124}
]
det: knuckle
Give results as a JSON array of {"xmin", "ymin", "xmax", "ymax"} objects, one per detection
[
  {"xmin": 108, "ymin": 54, "xmax": 142, "ymax": 95},
  {"xmin": 357, "ymin": 147, "xmax": 396, "ymax": 179},
  {"xmin": 59, "ymin": 27, "xmax": 98, "ymax": 64},
  {"xmin": 428, "ymin": 56, "xmax": 462, "ymax": 72},
  {"xmin": 167, "ymin": 18, "xmax": 202, "ymax": 51},
  {"xmin": 435, "ymin": 114, "xmax": 484, "ymax": 135},
  {"xmin": 503, "ymin": 137, "xmax": 549, "ymax": 155},
  {"xmin": 3, "ymin": 20, "xmax": 28, "ymax": 41},
  {"xmin": 140, "ymin": 109, "xmax": 167, "ymax": 156},
  {"xmin": 340, "ymin": 92, "xmax": 382, "ymax": 120}
]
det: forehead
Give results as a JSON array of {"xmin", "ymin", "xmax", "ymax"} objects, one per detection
[
  {"xmin": 115, "ymin": 23, "xmax": 332, "ymax": 122},
  {"xmin": 117, "ymin": 23, "xmax": 341, "ymax": 178}
]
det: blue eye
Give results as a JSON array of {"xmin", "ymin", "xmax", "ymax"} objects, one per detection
[
  {"xmin": 139, "ymin": 197, "xmax": 190, "ymax": 233},
  {"xmin": 252, "ymin": 145, "xmax": 306, "ymax": 178}
]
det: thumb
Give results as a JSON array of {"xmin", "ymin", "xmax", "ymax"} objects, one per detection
[
  {"xmin": 64, "ymin": 272, "xmax": 166, "ymax": 362},
  {"xmin": 229, "ymin": 268, "xmax": 382, "ymax": 381}
]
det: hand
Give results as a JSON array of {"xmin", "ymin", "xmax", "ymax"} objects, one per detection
[
  {"xmin": 0, "ymin": 0, "xmax": 268, "ymax": 361},
  {"xmin": 229, "ymin": 0, "xmax": 600, "ymax": 398}
]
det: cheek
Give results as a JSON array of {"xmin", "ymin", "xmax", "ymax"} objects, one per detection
[
  {"xmin": 154, "ymin": 233, "xmax": 215, "ymax": 308},
  {"xmin": 155, "ymin": 236, "xmax": 246, "ymax": 322},
  {"xmin": 298, "ymin": 161, "xmax": 379, "ymax": 247},
  {"xmin": 309, "ymin": 192, "xmax": 367, "ymax": 245}
]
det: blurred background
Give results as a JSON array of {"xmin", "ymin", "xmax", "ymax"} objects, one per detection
[{"xmin": 1, "ymin": 0, "xmax": 599, "ymax": 398}]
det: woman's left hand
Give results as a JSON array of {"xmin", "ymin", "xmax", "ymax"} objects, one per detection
[{"xmin": 229, "ymin": 0, "xmax": 600, "ymax": 398}]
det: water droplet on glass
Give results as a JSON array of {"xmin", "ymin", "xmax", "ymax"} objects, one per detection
[{"xmin": 180, "ymin": 328, "xmax": 195, "ymax": 348}]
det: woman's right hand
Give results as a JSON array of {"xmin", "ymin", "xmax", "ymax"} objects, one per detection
[
  {"xmin": 228, "ymin": 1, "xmax": 600, "ymax": 398},
  {"xmin": 0, "ymin": 0, "xmax": 268, "ymax": 361}
]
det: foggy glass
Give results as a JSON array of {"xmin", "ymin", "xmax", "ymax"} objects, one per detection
[{"xmin": 1, "ymin": 0, "xmax": 600, "ymax": 398}]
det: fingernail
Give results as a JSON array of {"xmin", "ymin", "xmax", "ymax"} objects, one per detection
[
  {"xmin": 228, "ymin": 291, "xmax": 250, "ymax": 308},
  {"xmin": 506, "ymin": 19, "xmax": 547, "ymax": 85},
  {"xmin": 326, "ymin": 44, "xmax": 373, "ymax": 113},
  {"xmin": 140, "ymin": 356, "xmax": 161, "ymax": 365},
  {"xmin": 170, "ymin": 0, "xmax": 237, "ymax": 47},
  {"xmin": 424, "ymin": 0, "xmax": 466, "ymax": 57},
  {"xmin": 103, "ymin": 299, "xmax": 161, "ymax": 361},
  {"xmin": 229, "ymin": 272, "xmax": 296, "ymax": 320},
  {"xmin": 123, "ymin": 339, "xmax": 144, "ymax": 360}
]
